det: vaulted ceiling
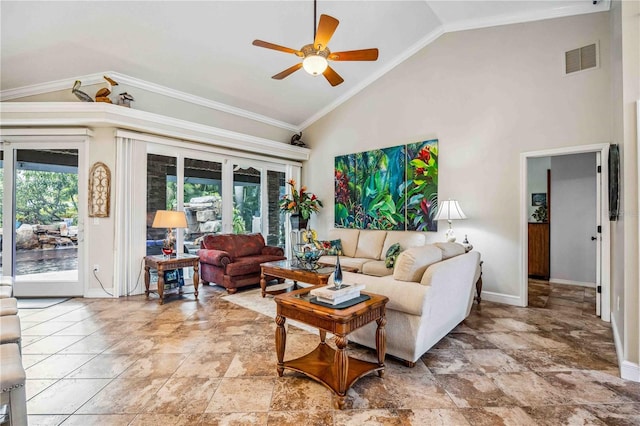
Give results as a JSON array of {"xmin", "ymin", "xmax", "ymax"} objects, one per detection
[{"xmin": 0, "ymin": 1, "xmax": 609, "ymax": 130}]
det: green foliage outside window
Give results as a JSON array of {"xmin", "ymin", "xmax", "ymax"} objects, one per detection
[{"xmin": 14, "ymin": 170, "xmax": 78, "ymax": 225}]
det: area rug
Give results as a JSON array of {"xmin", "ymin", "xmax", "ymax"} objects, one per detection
[
  {"xmin": 17, "ymin": 298, "xmax": 70, "ymax": 309},
  {"xmin": 222, "ymin": 288, "xmax": 317, "ymax": 334}
]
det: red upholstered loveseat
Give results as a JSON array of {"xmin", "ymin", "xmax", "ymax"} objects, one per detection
[{"xmin": 198, "ymin": 233, "xmax": 286, "ymax": 294}]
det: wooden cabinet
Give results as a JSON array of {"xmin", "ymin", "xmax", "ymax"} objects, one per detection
[{"xmin": 528, "ymin": 222, "xmax": 549, "ymax": 279}]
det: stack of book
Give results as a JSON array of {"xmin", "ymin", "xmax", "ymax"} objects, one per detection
[{"xmin": 310, "ymin": 283, "xmax": 365, "ymax": 305}]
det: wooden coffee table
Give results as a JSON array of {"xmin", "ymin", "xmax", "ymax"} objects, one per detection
[
  {"xmin": 274, "ymin": 287, "xmax": 388, "ymax": 409},
  {"xmin": 260, "ymin": 260, "xmax": 355, "ymax": 297}
]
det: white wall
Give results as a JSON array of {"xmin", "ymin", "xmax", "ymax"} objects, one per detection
[
  {"xmin": 527, "ymin": 157, "xmax": 550, "ymax": 220},
  {"xmin": 549, "ymin": 153, "xmax": 597, "ymax": 285},
  {"xmin": 304, "ymin": 12, "xmax": 612, "ymax": 304}
]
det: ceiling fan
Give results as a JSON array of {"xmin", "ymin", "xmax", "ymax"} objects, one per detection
[{"xmin": 252, "ymin": 0, "xmax": 379, "ymax": 87}]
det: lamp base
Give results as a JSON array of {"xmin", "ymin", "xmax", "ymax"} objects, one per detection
[{"xmin": 445, "ymin": 228, "xmax": 457, "ymax": 242}]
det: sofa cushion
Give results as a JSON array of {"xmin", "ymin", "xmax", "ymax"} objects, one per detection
[
  {"xmin": 381, "ymin": 231, "xmax": 426, "ymax": 256},
  {"xmin": 314, "ymin": 239, "xmax": 343, "ymax": 256},
  {"xmin": 328, "ymin": 229, "xmax": 359, "ymax": 258},
  {"xmin": 362, "ymin": 260, "xmax": 393, "ymax": 277},
  {"xmin": 335, "ymin": 272, "xmax": 428, "ymax": 316},
  {"xmin": 435, "ymin": 242, "xmax": 466, "ymax": 259},
  {"xmin": 355, "ymin": 230, "xmax": 387, "ymax": 260},
  {"xmin": 318, "ymin": 256, "xmax": 371, "ymax": 273},
  {"xmin": 393, "ymin": 245, "xmax": 443, "ymax": 282},
  {"xmin": 384, "ymin": 243, "xmax": 401, "ymax": 268}
]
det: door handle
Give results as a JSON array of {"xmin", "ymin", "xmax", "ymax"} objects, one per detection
[{"xmin": 591, "ymin": 236, "xmax": 597, "ymax": 241}]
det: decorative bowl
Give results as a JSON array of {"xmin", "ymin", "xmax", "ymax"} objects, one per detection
[{"xmin": 292, "ymin": 244, "xmax": 324, "ymax": 270}]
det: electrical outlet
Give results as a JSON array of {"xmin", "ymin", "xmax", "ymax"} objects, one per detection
[{"xmin": 93, "ymin": 264, "xmax": 100, "ymax": 272}]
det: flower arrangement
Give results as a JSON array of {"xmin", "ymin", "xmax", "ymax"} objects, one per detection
[{"xmin": 279, "ymin": 179, "xmax": 323, "ymax": 220}]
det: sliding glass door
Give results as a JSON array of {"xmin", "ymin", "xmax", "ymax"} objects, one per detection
[
  {"xmin": 1, "ymin": 142, "xmax": 85, "ymax": 296},
  {"xmin": 146, "ymin": 145, "xmax": 289, "ymax": 256}
]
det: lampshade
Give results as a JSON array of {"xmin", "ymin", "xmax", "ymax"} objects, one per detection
[
  {"xmin": 152, "ymin": 210, "xmax": 188, "ymax": 229},
  {"xmin": 434, "ymin": 200, "xmax": 467, "ymax": 221},
  {"xmin": 303, "ymin": 54, "xmax": 328, "ymax": 76}
]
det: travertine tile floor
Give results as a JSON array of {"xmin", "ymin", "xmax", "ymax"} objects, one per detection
[{"xmin": 15, "ymin": 281, "xmax": 640, "ymax": 425}]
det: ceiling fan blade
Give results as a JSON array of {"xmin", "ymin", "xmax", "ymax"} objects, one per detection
[
  {"xmin": 314, "ymin": 14, "xmax": 339, "ymax": 49},
  {"xmin": 322, "ymin": 66, "xmax": 344, "ymax": 87},
  {"xmin": 252, "ymin": 40, "xmax": 302, "ymax": 56},
  {"xmin": 272, "ymin": 63, "xmax": 303, "ymax": 80},
  {"xmin": 329, "ymin": 48, "xmax": 379, "ymax": 61}
]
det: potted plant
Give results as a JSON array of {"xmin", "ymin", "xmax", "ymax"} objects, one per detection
[{"xmin": 279, "ymin": 179, "xmax": 323, "ymax": 229}]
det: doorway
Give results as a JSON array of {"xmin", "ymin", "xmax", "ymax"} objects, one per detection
[
  {"xmin": 520, "ymin": 144, "xmax": 610, "ymax": 321},
  {"xmin": 1, "ymin": 140, "xmax": 87, "ymax": 297}
]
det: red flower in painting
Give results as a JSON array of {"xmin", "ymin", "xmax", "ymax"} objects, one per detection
[
  {"xmin": 418, "ymin": 147, "xmax": 431, "ymax": 163},
  {"xmin": 415, "ymin": 167, "xmax": 425, "ymax": 176}
]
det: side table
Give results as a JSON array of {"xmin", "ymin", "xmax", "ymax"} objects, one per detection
[{"xmin": 144, "ymin": 254, "xmax": 200, "ymax": 305}]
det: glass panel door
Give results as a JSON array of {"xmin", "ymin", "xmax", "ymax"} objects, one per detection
[
  {"xmin": 8, "ymin": 147, "xmax": 84, "ymax": 296},
  {"xmin": 233, "ymin": 165, "xmax": 261, "ymax": 234},
  {"xmin": 146, "ymin": 154, "xmax": 178, "ymax": 255},
  {"xmin": 183, "ymin": 157, "xmax": 223, "ymax": 253},
  {"xmin": 266, "ymin": 170, "xmax": 286, "ymax": 248}
]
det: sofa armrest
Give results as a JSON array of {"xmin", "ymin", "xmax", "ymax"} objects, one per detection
[
  {"xmin": 261, "ymin": 245, "xmax": 284, "ymax": 256},
  {"xmin": 198, "ymin": 249, "xmax": 232, "ymax": 267}
]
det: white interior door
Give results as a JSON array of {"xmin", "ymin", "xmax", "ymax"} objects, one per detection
[{"xmin": 2, "ymin": 139, "xmax": 86, "ymax": 297}]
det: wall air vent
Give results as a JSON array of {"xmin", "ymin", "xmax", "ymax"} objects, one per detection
[{"xmin": 564, "ymin": 43, "xmax": 598, "ymax": 75}]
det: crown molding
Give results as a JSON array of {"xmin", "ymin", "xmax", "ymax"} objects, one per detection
[
  {"xmin": 440, "ymin": 0, "xmax": 611, "ymax": 33},
  {"xmin": 0, "ymin": 102, "xmax": 310, "ymax": 161},
  {"xmin": 0, "ymin": 71, "xmax": 300, "ymax": 133}
]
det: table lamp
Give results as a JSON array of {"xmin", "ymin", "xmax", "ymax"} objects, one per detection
[
  {"xmin": 434, "ymin": 200, "xmax": 467, "ymax": 242},
  {"xmin": 152, "ymin": 210, "xmax": 188, "ymax": 256}
]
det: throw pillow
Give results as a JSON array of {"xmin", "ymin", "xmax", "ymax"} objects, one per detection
[
  {"xmin": 384, "ymin": 243, "xmax": 402, "ymax": 268},
  {"xmin": 314, "ymin": 239, "xmax": 343, "ymax": 256},
  {"xmin": 393, "ymin": 245, "xmax": 443, "ymax": 282}
]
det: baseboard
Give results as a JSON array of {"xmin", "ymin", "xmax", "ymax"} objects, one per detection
[
  {"xmin": 548, "ymin": 278, "xmax": 596, "ymax": 288},
  {"xmin": 480, "ymin": 291, "xmax": 523, "ymax": 307},
  {"xmin": 620, "ymin": 361, "xmax": 640, "ymax": 382},
  {"xmin": 611, "ymin": 314, "xmax": 640, "ymax": 382}
]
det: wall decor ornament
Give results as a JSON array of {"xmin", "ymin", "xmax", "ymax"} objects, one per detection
[
  {"xmin": 88, "ymin": 162, "xmax": 111, "ymax": 217},
  {"xmin": 334, "ymin": 139, "xmax": 438, "ymax": 231}
]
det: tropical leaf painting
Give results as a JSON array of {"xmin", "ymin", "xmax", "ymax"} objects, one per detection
[
  {"xmin": 334, "ymin": 140, "xmax": 437, "ymax": 231},
  {"xmin": 404, "ymin": 140, "xmax": 439, "ymax": 231},
  {"xmin": 334, "ymin": 154, "xmax": 358, "ymax": 228},
  {"xmin": 357, "ymin": 146, "xmax": 405, "ymax": 230}
]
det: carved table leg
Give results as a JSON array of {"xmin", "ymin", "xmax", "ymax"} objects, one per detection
[
  {"xmin": 193, "ymin": 261, "xmax": 199, "ymax": 299},
  {"xmin": 260, "ymin": 270, "xmax": 267, "ymax": 298},
  {"xmin": 376, "ymin": 314, "xmax": 387, "ymax": 378},
  {"xmin": 144, "ymin": 266, "xmax": 151, "ymax": 298},
  {"xmin": 275, "ymin": 315, "xmax": 287, "ymax": 377},
  {"xmin": 157, "ymin": 267, "xmax": 165, "ymax": 305},
  {"xmin": 334, "ymin": 334, "xmax": 349, "ymax": 409}
]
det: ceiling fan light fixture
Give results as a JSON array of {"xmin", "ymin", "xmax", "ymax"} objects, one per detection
[{"xmin": 302, "ymin": 54, "xmax": 328, "ymax": 76}]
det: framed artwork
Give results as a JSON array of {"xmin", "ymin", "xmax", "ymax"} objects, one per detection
[
  {"xmin": 334, "ymin": 139, "xmax": 438, "ymax": 231},
  {"xmin": 88, "ymin": 162, "xmax": 111, "ymax": 217},
  {"xmin": 532, "ymin": 193, "xmax": 547, "ymax": 206}
]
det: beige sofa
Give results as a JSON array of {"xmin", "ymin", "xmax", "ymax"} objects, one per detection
[
  {"xmin": 317, "ymin": 229, "xmax": 427, "ymax": 276},
  {"xmin": 321, "ymin": 233, "xmax": 481, "ymax": 365}
]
